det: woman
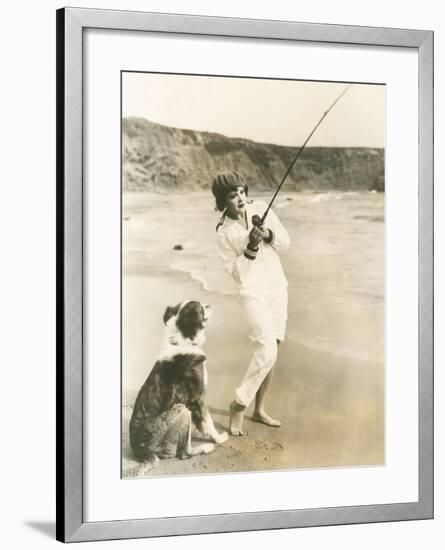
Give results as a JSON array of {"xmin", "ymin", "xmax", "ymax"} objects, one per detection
[{"xmin": 212, "ymin": 171, "xmax": 290, "ymax": 436}]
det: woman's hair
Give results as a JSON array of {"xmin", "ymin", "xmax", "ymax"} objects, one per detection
[{"xmin": 211, "ymin": 171, "xmax": 248, "ymax": 212}]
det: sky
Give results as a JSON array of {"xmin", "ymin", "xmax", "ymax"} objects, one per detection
[{"xmin": 122, "ymin": 72, "xmax": 385, "ymax": 148}]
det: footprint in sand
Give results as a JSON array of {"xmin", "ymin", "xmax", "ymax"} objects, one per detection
[
  {"xmin": 226, "ymin": 445, "xmax": 242, "ymax": 458},
  {"xmin": 254, "ymin": 439, "xmax": 283, "ymax": 452}
]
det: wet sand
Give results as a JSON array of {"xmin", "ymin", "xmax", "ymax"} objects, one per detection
[{"xmin": 122, "ymin": 271, "xmax": 384, "ymax": 478}]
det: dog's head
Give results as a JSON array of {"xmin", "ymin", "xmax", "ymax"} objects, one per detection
[{"xmin": 163, "ymin": 301, "xmax": 211, "ymax": 346}]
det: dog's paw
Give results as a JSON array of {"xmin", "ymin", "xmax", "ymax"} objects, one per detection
[
  {"xmin": 214, "ymin": 431, "xmax": 229, "ymax": 445},
  {"xmin": 201, "ymin": 443, "xmax": 215, "ymax": 454}
]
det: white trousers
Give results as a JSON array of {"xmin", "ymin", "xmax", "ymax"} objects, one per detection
[{"xmin": 235, "ymin": 287, "xmax": 288, "ymax": 407}]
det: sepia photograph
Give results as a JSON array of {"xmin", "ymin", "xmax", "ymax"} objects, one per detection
[{"xmin": 121, "ymin": 72, "xmax": 385, "ymax": 479}]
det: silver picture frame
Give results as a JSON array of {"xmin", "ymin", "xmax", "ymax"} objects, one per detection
[{"xmin": 56, "ymin": 6, "xmax": 434, "ymax": 543}]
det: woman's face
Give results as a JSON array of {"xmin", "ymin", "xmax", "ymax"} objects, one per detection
[{"xmin": 225, "ymin": 186, "xmax": 247, "ymax": 218}]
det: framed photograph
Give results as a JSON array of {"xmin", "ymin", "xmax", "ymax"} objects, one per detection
[{"xmin": 56, "ymin": 7, "xmax": 434, "ymax": 543}]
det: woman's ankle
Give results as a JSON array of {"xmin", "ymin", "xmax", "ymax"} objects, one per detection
[{"xmin": 231, "ymin": 400, "xmax": 246, "ymax": 411}]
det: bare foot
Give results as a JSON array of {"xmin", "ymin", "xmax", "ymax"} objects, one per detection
[
  {"xmin": 229, "ymin": 401, "xmax": 246, "ymax": 436},
  {"xmin": 252, "ymin": 410, "xmax": 282, "ymax": 428}
]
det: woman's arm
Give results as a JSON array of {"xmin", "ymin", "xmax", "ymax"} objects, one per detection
[
  {"xmin": 263, "ymin": 207, "xmax": 290, "ymax": 251},
  {"xmin": 216, "ymin": 228, "xmax": 258, "ymax": 284}
]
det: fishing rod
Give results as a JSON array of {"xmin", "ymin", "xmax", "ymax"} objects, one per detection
[{"xmin": 252, "ymin": 84, "xmax": 352, "ymax": 228}]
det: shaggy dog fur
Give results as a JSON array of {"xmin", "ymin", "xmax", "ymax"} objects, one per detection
[{"xmin": 129, "ymin": 301, "xmax": 228, "ymax": 470}]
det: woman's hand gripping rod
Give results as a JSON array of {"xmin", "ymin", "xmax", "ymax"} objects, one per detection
[{"xmin": 252, "ymin": 84, "xmax": 352, "ymax": 230}]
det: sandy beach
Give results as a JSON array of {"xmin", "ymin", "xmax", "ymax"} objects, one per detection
[{"xmin": 122, "ymin": 191, "xmax": 384, "ymax": 478}]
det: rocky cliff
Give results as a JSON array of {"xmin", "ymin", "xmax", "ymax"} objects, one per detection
[{"xmin": 122, "ymin": 117, "xmax": 385, "ymax": 192}]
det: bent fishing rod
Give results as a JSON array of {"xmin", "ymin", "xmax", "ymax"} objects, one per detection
[{"xmin": 252, "ymin": 84, "xmax": 352, "ymax": 228}]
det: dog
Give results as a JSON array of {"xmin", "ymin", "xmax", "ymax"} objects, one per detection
[{"xmin": 129, "ymin": 300, "xmax": 228, "ymax": 471}]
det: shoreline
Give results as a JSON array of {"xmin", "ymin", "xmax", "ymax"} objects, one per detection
[{"xmin": 122, "ymin": 269, "xmax": 384, "ymax": 478}]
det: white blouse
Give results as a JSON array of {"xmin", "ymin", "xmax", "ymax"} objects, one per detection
[{"xmin": 216, "ymin": 200, "xmax": 290, "ymax": 296}]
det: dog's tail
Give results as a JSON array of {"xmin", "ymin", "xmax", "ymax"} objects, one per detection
[
  {"xmin": 129, "ymin": 424, "xmax": 160, "ymax": 471},
  {"xmin": 131, "ymin": 437, "xmax": 160, "ymax": 467},
  {"xmin": 133, "ymin": 442, "xmax": 159, "ymax": 472},
  {"xmin": 127, "ymin": 449, "xmax": 159, "ymax": 478},
  {"xmin": 133, "ymin": 449, "xmax": 159, "ymax": 474}
]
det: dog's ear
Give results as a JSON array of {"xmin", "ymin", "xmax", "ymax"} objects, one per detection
[
  {"xmin": 163, "ymin": 305, "xmax": 179, "ymax": 325},
  {"xmin": 163, "ymin": 306, "xmax": 174, "ymax": 325}
]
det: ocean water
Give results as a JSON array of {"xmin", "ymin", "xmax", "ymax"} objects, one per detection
[{"xmin": 123, "ymin": 190, "xmax": 384, "ymax": 363}]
